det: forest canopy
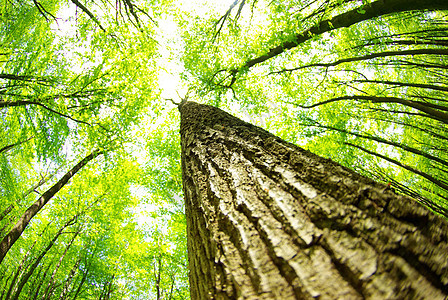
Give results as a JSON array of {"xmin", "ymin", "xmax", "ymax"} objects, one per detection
[{"xmin": 1, "ymin": 0, "xmax": 447, "ymax": 298}]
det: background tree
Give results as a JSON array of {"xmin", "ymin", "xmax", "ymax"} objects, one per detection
[{"xmin": 0, "ymin": 0, "xmax": 189, "ymax": 298}]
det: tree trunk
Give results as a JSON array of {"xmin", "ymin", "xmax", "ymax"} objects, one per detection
[
  {"xmin": 0, "ymin": 170, "xmax": 56, "ymax": 223},
  {"xmin": 31, "ymin": 262, "xmax": 52, "ymax": 300},
  {"xmin": 0, "ymin": 149, "xmax": 102, "ymax": 264},
  {"xmin": 59, "ymin": 258, "xmax": 81, "ymax": 300},
  {"xmin": 179, "ymin": 101, "xmax": 448, "ymax": 299},
  {"xmin": 11, "ymin": 216, "xmax": 77, "ymax": 300},
  {"xmin": 41, "ymin": 229, "xmax": 79, "ymax": 300}
]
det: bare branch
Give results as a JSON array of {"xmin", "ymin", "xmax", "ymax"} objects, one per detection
[
  {"xmin": 71, "ymin": 0, "xmax": 106, "ymax": 32},
  {"xmin": 0, "ymin": 100, "xmax": 93, "ymax": 126},
  {"xmin": 271, "ymin": 49, "xmax": 448, "ymax": 74}
]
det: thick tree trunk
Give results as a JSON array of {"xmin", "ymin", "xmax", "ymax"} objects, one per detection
[{"xmin": 180, "ymin": 101, "xmax": 448, "ymax": 299}]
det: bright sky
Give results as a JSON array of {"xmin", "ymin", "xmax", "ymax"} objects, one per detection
[{"xmin": 51, "ymin": 0, "xmax": 238, "ymax": 102}]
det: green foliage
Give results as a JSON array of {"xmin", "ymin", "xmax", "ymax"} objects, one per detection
[
  {"xmin": 0, "ymin": 0, "xmax": 187, "ymax": 298},
  {"xmin": 1, "ymin": 0, "xmax": 448, "ymax": 299}
]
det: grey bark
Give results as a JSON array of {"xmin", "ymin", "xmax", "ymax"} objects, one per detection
[{"xmin": 180, "ymin": 101, "xmax": 448, "ymax": 299}]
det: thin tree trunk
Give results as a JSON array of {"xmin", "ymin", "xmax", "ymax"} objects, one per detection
[
  {"xmin": 0, "ymin": 136, "xmax": 33, "ymax": 155},
  {"xmin": 41, "ymin": 230, "xmax": 80, "ymax": 300},
  {"xmin": 0, "ymin": 170, "xmax": 57, "ymax": 223},
  {"xmin": 31, "ymin": 262, "xmax": 53, "ymax": 300},
  {"xmin": 71, "ymin": 264, "xmax": 90, "ymax": 300},
  {"xmin": 4, "ymin": 239, "xmax": 37, "ymax": 300},
  {"xmin": 104, "ymin": 275, "xmax": 114, "ymax": 300},
  {"xmin": 0, "ymin": 206, "xmax": 14, "ymax": 224},
  {"xmin": 25, "ymin": 264, "xmax": 43, "ymax": 300},
  {"xmin": 59, "ymin": 258, "xmax": 81, "ymax": 300},
  {"xmin": 0, "ymin": 149, "xmax": 103, "ymax": 263},
  {"xmin": 180, "ymin": 101, "xmax": 448, "ymax": 299},
  {"xmin": 11, "ymin": 217, "xmax": 77, "ymax": 300},
  {"xmin": 0, "ymin": 272, "xmax": 13, "ymax": 300}
]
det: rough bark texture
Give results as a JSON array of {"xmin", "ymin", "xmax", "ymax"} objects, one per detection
[{"xmin": 180, "ymin": 101, "xmax": 448, "ymax": 300}]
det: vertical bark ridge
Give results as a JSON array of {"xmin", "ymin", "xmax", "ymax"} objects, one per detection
[
  {"xmin": 208, "ymin": 154, "xmax": 306, "ymax": 299},
  {"xmin": 180, "ymin": 101, "xmax": 448, "ymax": 299},
  {"xmin": 211, "ymin": 142, "xmax": 361, "ymax": 298}
]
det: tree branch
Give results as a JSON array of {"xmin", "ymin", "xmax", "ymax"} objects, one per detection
[
  {"xmin": 223, "ymin": 0, "xmax": 448, "ymax": 86},
  {"xmin": 271, "ymin": 49, "xmax": 448, "ymax": 74},
  {"xmin": 0, "ymin": 136, "xmax": 33, "ymax": 155},
  {"xmin": 71, "ymin": 0, "xmax": 106, "ymax": 32},
  {"xmin": 346, "ymin": 142, "xmax": 448, "ymax": 192},
  {"xmin": 297, "ymin": 95, "xmax": 448, "ymax": 124},
  {"xmin": 32, "ymin": 0, "xmax": 57, "ymax": 22},
  {"xmin": 0, "ymin": 100, "xmax": 93, "ymax": 126},
  {"xmin": 351, "ymin": 79, "xmax": 448, "ymax": 93}
]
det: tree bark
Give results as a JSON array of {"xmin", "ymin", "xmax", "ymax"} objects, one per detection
[
  {"xmin": 0, "ymin": 149, "xmax": 103, "ymax": 264},
  {"xmin": 180, "ymin": 101, "xmax": 448, "ymax": 299}
]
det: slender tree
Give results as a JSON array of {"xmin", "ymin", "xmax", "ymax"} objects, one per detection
[
  {"xmin": 10, "ymin": 217, "xmax": 77, "ymax": 300},
  {"xmin": 0, "ymin": 149, "xmax": 103, "ymax": 263},
  {"xmin": 180, "ymin": 101, "xmax": 448, "ymax": 299}
]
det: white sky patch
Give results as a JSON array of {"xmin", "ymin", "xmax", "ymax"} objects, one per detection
[{"xmin": 156, "ymin": 15, "xmax": 184, "ymax": 100}]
